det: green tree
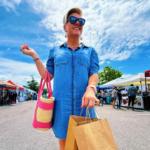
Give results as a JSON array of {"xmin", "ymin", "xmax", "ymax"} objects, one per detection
[
  {"xmin": 98, "ymin": 66, "xmax": 123, "ymax": 85},
  {"xmin": 43, "ymin": 88, "xmax": 48, "ymax": 97},
  {"xmin": 25, "ymin": 75, "xmax": 39, "ymax": 93}
]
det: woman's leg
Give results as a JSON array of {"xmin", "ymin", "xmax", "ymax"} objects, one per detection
[
  {"xmin": 113, "ymin": 99, "xmax": 116, "ymax": 108},
  {"xmin": 59, "ymin": 139, "xmax": 66, "ymax": 150}
]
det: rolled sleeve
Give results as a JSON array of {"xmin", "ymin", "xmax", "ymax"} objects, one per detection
[
  {"xmin": 89, "ymin": 48, "xmax": 100, "ymax": 76},
  {"xmin": 46, "ymin": 48, "xmax": 54, "ymax": 76}
]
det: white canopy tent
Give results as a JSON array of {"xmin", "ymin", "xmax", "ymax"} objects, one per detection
[
  {"xmin": 114, "ymin": 73, "xmax": 150, "ymax": 86},
  {"xmin": 100, "ymin": 78, "xmax": 124, "ymax": 88}
]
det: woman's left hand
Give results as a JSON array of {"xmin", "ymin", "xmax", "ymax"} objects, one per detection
[{"xmin": 81, "ymin": 87, "xmax": 100, "ymax": 108}]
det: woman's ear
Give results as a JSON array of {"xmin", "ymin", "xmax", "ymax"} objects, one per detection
[{"xmin": 63, "ymin": 24, "xmax": 66, "ymax": 32}]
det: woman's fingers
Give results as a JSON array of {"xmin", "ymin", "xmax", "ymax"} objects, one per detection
[
  {"xmin": 82, "ymin": 96, "xmax": 99, "ymax": 108},
  {"xmin": 95, "ymin": 99, "xmax": 100, "ymax": 105},
  {"xmin": 88, "ymin": 100, "xmax": 95, "ymax": 108}
]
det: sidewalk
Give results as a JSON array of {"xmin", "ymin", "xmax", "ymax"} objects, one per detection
[{"xmin": 0, "ymin": 101, "xmax": 150, "ymax": 150}]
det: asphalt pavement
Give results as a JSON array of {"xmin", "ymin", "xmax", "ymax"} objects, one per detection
[{"xmin": 0, "ymin": 101, "xmax": 150, "ymax": 150}]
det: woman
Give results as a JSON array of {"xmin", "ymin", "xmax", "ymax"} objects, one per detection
[
  {"xmin": 112, "ymin": 86, "xmax": 117, "ymax": 108},
  {"xmin": 20, "ymin": 8, "xmax": 99, "ymax": 150}
]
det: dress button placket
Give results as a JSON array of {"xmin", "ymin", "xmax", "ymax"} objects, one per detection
[{"xmin": 72, "ymin": 51, "xmax": 75, "ymax": 115}]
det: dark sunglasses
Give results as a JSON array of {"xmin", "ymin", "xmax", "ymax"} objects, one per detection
[{"xmin": 67, "ymin": 16, "xmax": 86, "ymax": 26}]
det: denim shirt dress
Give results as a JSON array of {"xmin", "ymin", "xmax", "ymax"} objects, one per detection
[{"xmin": 46, "ymin": 42, "xmax": 99, "ymax": 139}]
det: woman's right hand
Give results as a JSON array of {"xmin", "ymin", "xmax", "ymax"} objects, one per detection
[{"xmin": 20, "ymin": 43, "xmax": 37, "ymax": 58}]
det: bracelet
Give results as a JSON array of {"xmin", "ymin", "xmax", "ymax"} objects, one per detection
[
  {"xmin": 34, "ymin": 57, "xmax": 40, "ymax": 61},
  {"xmin": 87, "ymin": 85, "xmax": 97, "ymax": 94}
]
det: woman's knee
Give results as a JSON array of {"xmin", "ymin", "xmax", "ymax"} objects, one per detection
[{"xmin": 59, "ymin": 139, "xmax": 66, "ymax": 150}]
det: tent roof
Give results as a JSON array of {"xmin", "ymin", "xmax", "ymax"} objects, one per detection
[
  {"xmin": 100, "ymin": 78, "xmax": 123, "ymax": 88},
  {"xmin": 24, "ymin": 88, "xmax": 37, "ymax": 93},
  {"xmin": 0, "ymin": 80, "xmax": 17, "ymax": 88},
  {"xmin": 7, "ymin": 80, "xmax": 24, "ymax": 90},
  {"xmin": 114, "ymin": 73, "xmax": 150, "ymax": 86}
]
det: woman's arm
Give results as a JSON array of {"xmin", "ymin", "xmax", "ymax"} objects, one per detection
[
  {"xmin": 20, "ymin": 44, "xmax": 53, "ymax": 80},
  {"xmin": 33, "ymin": 53, "xmax": 53, "ymax": 80}
]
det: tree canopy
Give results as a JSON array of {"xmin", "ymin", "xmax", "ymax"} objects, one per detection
[
  {"xmin": 98, "ymin": 66, "xmax": 123, "ymax": 85},
  {"xmin": 24, "ymin": 75, "xmax": 48, "ymax": 96}
]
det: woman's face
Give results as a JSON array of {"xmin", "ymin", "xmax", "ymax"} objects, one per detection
[{"xmin": 64, "ymin": 13, "xmax": 83, "ymax": 38}]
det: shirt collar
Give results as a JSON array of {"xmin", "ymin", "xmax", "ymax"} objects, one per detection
[{"xmin": 60, "ymin": 42, "xmax": 89, "ymax": 49}]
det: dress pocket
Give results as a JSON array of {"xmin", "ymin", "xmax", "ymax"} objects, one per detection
[
  {"xmin": 78, "ymin": 52, "xmax": 90, "ymax": 69},
  {"xmin": 55, "ymin": 52, "xmax": 69, "ymax": 67}
]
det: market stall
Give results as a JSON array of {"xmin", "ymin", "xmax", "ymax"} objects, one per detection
[
  {"xmin": 0, "ymin": 80, "xmax": 17, "ymax": 105},
  {"xmin": 114, "ymin": 73, "xmax": 150, "ymax": 109},
  {"xmin": 7, "ymin": 80, "xmax": 25, "ymax": 102}
]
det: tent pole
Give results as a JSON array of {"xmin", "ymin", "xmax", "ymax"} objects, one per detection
[
  {"xmin": 140, "ymin": 81, "xmax": 144, "ymax": 110},
  {"xmin": 2, "ymin": 88, "xmax": 4, "ymax": 106},
  {"xmin": 140, "ymin": 81, "xmax": 143, "ymax": 95},
  {"xmin": 145, "ymin": 77, "xmax": 147, "ymax": 97}
]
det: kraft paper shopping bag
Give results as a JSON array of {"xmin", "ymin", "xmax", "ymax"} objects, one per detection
[
  {"xmin": 73, "ymin": 118, "xmax": 118, "ymax": 150},
  {"xmin": 65, "ymin": 115, "xmax": 98, "ymax": 150}
]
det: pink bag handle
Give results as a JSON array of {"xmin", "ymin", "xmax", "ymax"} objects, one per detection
[{"xmin": 38, "ymin": 70, "xmax": 52, "ymax": 98}]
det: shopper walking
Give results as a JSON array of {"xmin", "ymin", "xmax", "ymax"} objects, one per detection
[
  {"xmin": 102, "ymin": 89, "xmax": 106, "ymax": 104},
  {"xmin": 127, "ymin": 84, "xmax": 137, "ymax": 110},
  {"xmin": 20, "ymin": 8, "xmax": 100, "ymax": 150},
  {"xmin": 112, "ymin": 87, "xmax": 117, "ymax": 108}
]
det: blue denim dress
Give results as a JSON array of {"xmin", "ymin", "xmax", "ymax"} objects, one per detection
[{"xmin": 46, "ymin": 42, "xmax": 99, "ymax": 139}]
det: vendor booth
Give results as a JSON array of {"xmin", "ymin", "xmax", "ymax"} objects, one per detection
[
  {"xmin": 144, "ymin": 70, "xmax": 150, "ymax": 110},
  {"xmin": 7, "ymin": 80, "xmax": 25, "ymax": 102},
  {"xmin": 0, "ymin": 80, "xmax": 17, "ymax": 105},
  {"xmin": 98, "ymin": 78, "xmax": 124, "ymax": 104},
  {"xmin": 114, "ymin": 73, "xmax": 150, "ymax": 110}
]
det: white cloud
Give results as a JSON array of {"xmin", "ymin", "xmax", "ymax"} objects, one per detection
[
  {"xmin": 1, "ymin": 0, "xmax": 22, "ymax": 11},
  {"xmin": 0, "ymin": 57, "xmax": 53, "ymax": 89},
  {"xmin": 1, "ymin": 0, "xmax": 150, "ymax": 62},
  {"xmin": 23, "ymin": 0, "xmax": 150, "ymax": 61},
  {"xmin": 99, "ymin": 60, "xmax": 105, "ymax": 65},
  {"xmin": 106, "ymin": 61, "xmax": 110, "ymax": 64}
]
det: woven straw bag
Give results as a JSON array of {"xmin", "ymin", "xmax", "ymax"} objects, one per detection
[{"xmin": 32, "ymin": 70, "xmax": 55, "ymax": 131}]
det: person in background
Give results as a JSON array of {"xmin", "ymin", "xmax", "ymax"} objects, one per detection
[
  {"xmin": 96, "ymin": 89, "xmax": 101, "ymax": 106},
  {"xmin": 112, "ymin": 87, "xmax": 117, "ymax": 108},
  {"xmin": 147, "ymin": 87, "xmax": 150, "ymax": 96},
  {"xmin": 102, "ymin": 89, "xmax": 106, "ymax": 104},
  {"xmin": 127, "ymin": 84, "xmax": 137, "ymax": 110},
  {"xmin": 5, "ymin": 89, "xmax": 10, "ymax": 104},
  {"xmin": 14, "ymin": 91, "xmax": 17, "ymax": 103},
  {"xmin": 136, "ymin": 86, "xmax": 141, "ymax": 95},
  {"xmin": 117, "ymin": 89, "xmax": 122, "ymax": 109}
]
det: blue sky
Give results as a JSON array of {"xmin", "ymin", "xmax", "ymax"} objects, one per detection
[{"xmin": 0, "ymin": 0, "xmax": 150, "ymax": 86}]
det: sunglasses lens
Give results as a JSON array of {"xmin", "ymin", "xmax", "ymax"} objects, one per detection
[
  {"xmin": 79, "ymin": 19, "xmax": 85, "ymax": 26},
  {"xmin": 69, "ymin": 16, "xmax": 85, "ymax": 26},
  {"xmin": 69, "ymin": 16, "xmax": 77, "ymax": 24}
]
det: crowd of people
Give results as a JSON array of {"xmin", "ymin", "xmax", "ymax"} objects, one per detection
[
  {"xmin": 0, "ymin": 89, "xmax": 37, "ymax": 106},
  {"xmin": 96, "ymin": 84, "xmax": 142, "ymax": 110},
  {"xmin": 0, "ymin": 89, "xmax": 18, "ymax": 105}
]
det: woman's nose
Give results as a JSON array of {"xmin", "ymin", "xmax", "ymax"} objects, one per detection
[{"xmin": 75, "ymin": 20, "xmax": 80, "ymax": 25}]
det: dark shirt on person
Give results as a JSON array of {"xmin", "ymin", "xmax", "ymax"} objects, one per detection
[{"xmin": 117, "ymin": 92, "xmax": 122, "ymax": 100}]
